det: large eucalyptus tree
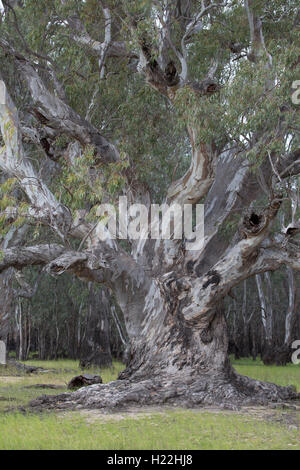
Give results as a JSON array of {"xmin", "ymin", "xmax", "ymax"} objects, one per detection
[{"xmin": 0, "ymin": 0, "xmax": 299, "ymax": 409}]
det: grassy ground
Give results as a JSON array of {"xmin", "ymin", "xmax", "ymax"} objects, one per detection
[
  {"xmin": 0, "ymin": 357, "xmax": 299, "ymax": 450},
  {"xmin": 0, "ymin": 408, "xmax": 299, "ymax": 450},
  {"xmin": 0, "ymin": 359, "xmax": 124, "ymax": 412},
  {"xmin": 232, "ymin": 357, "xmax": 300, "ymax": 391}
]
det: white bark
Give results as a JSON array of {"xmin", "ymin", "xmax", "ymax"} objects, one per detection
[
  {"xmin": 167, "ymin": 128, "xmax": 217, "ymax": 205},
  {"xmin": 0, "ymin": 78, "xmax": 71, "ymax": 236},
  {"xmin": 64, "ymin": 13, "xmax": 136, "ymax": 60},
  {"xmin": 255, "ymin": 273, "xmax": 273, "ymax": 344},
  {"xmin": 284, "ymin": 267, "xmax": 296, "ymax": 345}
]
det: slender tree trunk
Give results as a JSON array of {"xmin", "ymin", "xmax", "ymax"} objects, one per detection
[
  {"xmin": 284, "ymin": 267, "xmax": 297, "ymax": 346},
  {"xmin": 79, "ymin": 285, "xmax": 112, "ymax": 368},
  {"xmin": 110, "ymin": 305, "xmax": 129, "ymax": 362},
  {"xmin": 231, "ymin": 298, "xmax": 240, "ymax": 359},
  {"xmin": 15, "ymin": 300, "xmax": 23, "ymax": 361},
  {"xmin": 255, "ymin": 273, "xmax": 275, "ymax": 364},
  {"xmin": 271, "ymin": 267, "xmax": 299, "ymax": 366},
  {"xmin": 241, "ymin": 281, "xmax": 249, "ymax": 357},
  {"xmin": 26, "ymin": 307, "xmax": 31, "ymax": 361},
  {"xmin": 250, "ymin": 322, "xmax": 257, "ymax": 361}
]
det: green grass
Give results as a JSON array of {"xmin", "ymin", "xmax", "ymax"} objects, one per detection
[
  {"xmin": 0, "ymin": 409, "xmax": 299, "ymax": 450},
  {"xmin": 232, "ymin": 357, "xmax": 300, "ymax": 391},
  {"xmin": 18, "ymin": 358, "xmax": 125, "ymax": 383},
  {"xmin": 0, "ymin": 357, "xmax": 299, "ymax": 449},
  {"xmin": 0, "ymin": 359, "xmax": 124, "ymax": 412}
]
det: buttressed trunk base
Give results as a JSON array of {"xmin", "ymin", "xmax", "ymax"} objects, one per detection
[{"xmin": 29, "ymin": 285, "xmax": 299, "ymax": 411}]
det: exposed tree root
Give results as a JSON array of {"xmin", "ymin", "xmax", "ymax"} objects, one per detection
[{"xmin": 28, "ymin": 372, "xmax": 300, "ymax": 412}]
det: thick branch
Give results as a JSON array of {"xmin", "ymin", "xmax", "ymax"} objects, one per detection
[
  {"xmin": 0, "ymin": 244, "xmax": 66, "ymax": 273},
  {"xmin": 186, "ymin": 146, "xmax": 300, "ymax": 277},
  {"xmin": 0, "ymin": 78, "xmax": 72, "ymax": 236},
  {"xmin": 167, "ymin": 129, "xmax": 217, "ymax": 205},
  {"xmin": 65, "ymin": 15, "xmax": 137, "ymax": 60},
  {"xmin": 182, "ymin": 195, "xmax": 283, "ymax": 324},
  {"xmin": 0, "ymin": 39, "xmax": 119, "ymax": 164}
]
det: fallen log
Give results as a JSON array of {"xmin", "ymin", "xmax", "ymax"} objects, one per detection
[
  {"xmin": 23, "ymin": 384, "xmax": 64, "ymax": 390},
  {"xmin": 7, "ymin": 360, "xmax": 53, "ymax": 374}
]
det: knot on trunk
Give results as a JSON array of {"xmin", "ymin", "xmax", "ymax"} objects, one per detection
[
  {"xmin": 200, "ymin": 327, "xmax": 213, "ymax": 344},
  {"xmin": 164, "ymin": 61, "xmax": 180, "ymax": 87},
  {"xmin": 202, "ymin": 270, "xmax": 221, "ymax": 289},
  {"xmin": 186, "ymin": 260, "xmax": 196, "ymax": 274},
  {"xmin": 160, "ymin": 272, "xmax": 192, "ymax": 296},
  {"xmin": 241, "ymin": 211, "xmax": 265, "ymax": 237},
  {"xmin": 47, "ymin": 252, "xmax": 88, "ymax": 276},
  {"xmin": 240, "ymin": 194, "xmax": 283, "ymax": 239}
]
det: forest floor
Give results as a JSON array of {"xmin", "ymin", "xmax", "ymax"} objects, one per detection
[{"xmin": 0, "ymin": 357, "xmax": 299, "ymax": 449}]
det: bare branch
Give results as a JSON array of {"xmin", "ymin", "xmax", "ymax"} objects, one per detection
[
  {"xmin": 64, "ymin": 12, "xmax": 137, "ymax": 61},
  {"xmin": 278, "ymin": 149, "xmax": 300, "ymax": 178},
  {"xmin": 245, "ymin": 0, "xmax": 272, "ymax": 66}
]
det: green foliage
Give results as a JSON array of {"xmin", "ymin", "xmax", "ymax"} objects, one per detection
[
  {"xmin": 0, "ymin": 177, "xmax": 30, "ymax": 237},
  {"xmin": 55, "ymin": 145, "xmax": 102, "ymax": 213},
  {"xmin": 54, "ymin": 145, "xmax": 130, "ymax": 219},
  {"xmin": 0, "ymin": 0, "xmax": 299, "ymax": 236}
]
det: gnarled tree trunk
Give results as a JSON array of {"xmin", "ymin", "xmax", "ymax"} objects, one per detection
[
  {"xmin": 29, "ymin": 263, "xmax": 299, "ymax": 412},
  {"xmin": 0, "ymin": 1, "xmax": 299, "ymax": 412}
]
